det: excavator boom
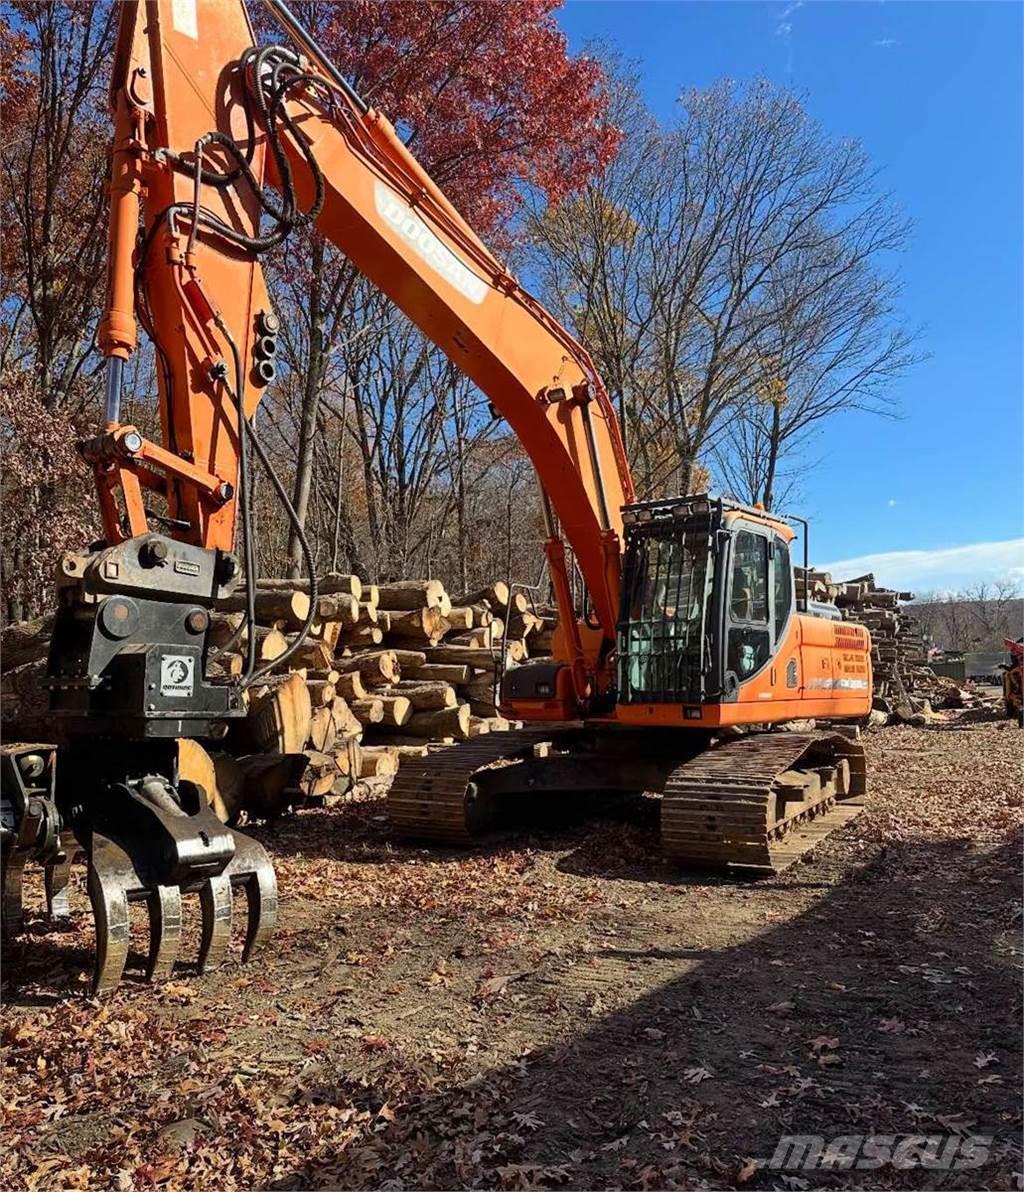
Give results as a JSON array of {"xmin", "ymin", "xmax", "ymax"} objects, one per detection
[{"xmin": 98, "ymin": 0, "xmax": 631, "ymax": 690}]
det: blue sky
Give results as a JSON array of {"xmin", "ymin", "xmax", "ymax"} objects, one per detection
[{"xmin": 556, "ymin": 0, "xmax": 1023, "ymax": 592}]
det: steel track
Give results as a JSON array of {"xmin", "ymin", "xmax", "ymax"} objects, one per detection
[
  {"xmin": 661, "ymin": 731, "xmax": 866, "ymax": 873},
  {"xmin": 388, "ymin": 726, "xmax": 866, "ymax": 875},
  {"xmin": 386, "ymin": 729, "xmax": 562, "ymax": 844}
]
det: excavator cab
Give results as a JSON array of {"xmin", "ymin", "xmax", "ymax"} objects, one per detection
[
  {"xmin": 506, "ymin": 494, "xmax": 806, "ymax": 722},
  {"xmin": 617, "ymin": 494, "xmax": 796, "ymax": 712}
]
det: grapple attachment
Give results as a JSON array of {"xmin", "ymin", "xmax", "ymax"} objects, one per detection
[
  {"xmin": 85, "ymin": 821, "xmax": 277, "ymax": 995},
  {"xmin": 2, "ymin": 744, "xmax": 277, "ymax": 995}
]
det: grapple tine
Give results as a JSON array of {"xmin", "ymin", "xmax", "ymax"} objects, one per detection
[
  {"xmin": 87, "ymin": 833, "xmax": 135, "ymax": 996},
  {"xmin": 145, "ymin": 885, "xmax": 183, "ymax": 982},
  {"xmin": 224, "ymin": 829, "xmax": 278, "ymax": 963},
  {"xmin": 239, "ymin": 867, "xmax": 278, "ymax": 963},
  {"xmin": 1, "ymin": 852, "xmax": 26, "ymax": 938},
  {"xmin": 44, "ymin": 832, "xmax": 78, "ymax": 922},
  {"xmin": 197, "ymin": 873, "xmax": 232, "ymax": 973}
]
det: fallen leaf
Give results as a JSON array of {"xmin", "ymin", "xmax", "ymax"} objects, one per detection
[
  {"xmin": 477, "ymin": 969, "xmax": 532, "ymax": 999},
  {"xmin": 936, "ymin": 1112, "xmax": 976, "ymax": 1134},
  {"xmin": 736, "ymin": 1157, "xmax": 759, "ymax": 1184}
]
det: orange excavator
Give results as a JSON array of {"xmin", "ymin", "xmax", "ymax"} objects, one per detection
[{"xmin": 1, "ymin": 0, "xmax": 871, "ymax": 994}]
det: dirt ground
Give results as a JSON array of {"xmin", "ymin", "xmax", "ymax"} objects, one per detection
[{"xmin": 2, "ymin": 708, "xmax": 1021, "ymax": 1191}]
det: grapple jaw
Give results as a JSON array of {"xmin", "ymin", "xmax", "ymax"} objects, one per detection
[
  {"xmin": 2, "ymin": 743, "xmax": 277, "ymax": 996},
  {"xmin": 86, "ymin": 819, "xmax": 277, "ymax": 995}
]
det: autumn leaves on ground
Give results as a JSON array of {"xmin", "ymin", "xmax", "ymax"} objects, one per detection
[{"xmin": 2, "ymin": 710, "xmax": 1021, "ymax": 1191}]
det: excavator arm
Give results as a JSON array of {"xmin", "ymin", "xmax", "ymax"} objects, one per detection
[
  {"xmin": 0, "ymin": 0, "xmax": 637, "ymax": 995},
  {"xmin": 95, "ymin": 0, "xmax": 633, "ymax": 704}
]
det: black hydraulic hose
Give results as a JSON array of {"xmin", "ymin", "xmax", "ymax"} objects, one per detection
[
  {"xmin": 217, "ymin": 320, "xmax": 259, "ymax": 679},
  {"xmin": 215, "ymin": 319, "xmax": 318, "ymax": 686},
  {"xmin": 259, "ymin": 0, "xmax": 369, "ymax": 116},
  {"xmin": 161, "ymin": 48, "xmax": 330, "ymax": 256},
  {"xmin": 242, "ymin": 418, "xmax": 318, "ymax": 686}
]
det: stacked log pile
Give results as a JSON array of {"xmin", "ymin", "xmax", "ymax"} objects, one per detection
[
  {"xmin": 796, "ymin": 569, "xmax": 925, "ymax": 694},
  {"xmin": 797, "ymin": 568, "xmax": 980, "ymax": 721},
  {"xmin": 0, "ymin": 572, "xmax": 550, "ymax": 821}
]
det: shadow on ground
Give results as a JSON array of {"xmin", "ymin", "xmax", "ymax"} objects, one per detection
[{"xmin": 271, "ymin": 835, "xmax": 1022, "ymax": 1190}]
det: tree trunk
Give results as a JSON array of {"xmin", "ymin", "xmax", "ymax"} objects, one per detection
[
  {"xmin": 334, "ymin": 650, "xmax": 399, "ymax": 684},
  {"xmin": 402, "ymin": 662, "xmax": 472, "ymax": 684},
  {"xmin": 398, "ymin": 704, "xmax": 471, "ymax": 740},
  {"xmin": 422, "ymin": 645, "xmax": 496, "ymax": 671},
  {"xmin": 217, "ymin": 590, "xmax": 311, "ymax": 626},
  {"xmin": 762, "ymin": 400, "xmax": 783, "ymax": 512},
  {"xmin": 257, "ymin": 574, "xmax": 363, "ymax": 599},
  {"xmin": 349, "ymin": 697, "xmax": 384, "ymax": 725},
  {"xmin": 376, "ymin": 580, "xmax": 449, "ymax": 610},
  {"xmin": 383, "ymin": 607, "xmax": 448, "ymax": 643},
  {"xmin": 314, "ymin": 593, "xmax": 360, "ymax": 624},
  {"xmin": 387, "ymin": 681, "xmax": 457, "ymax": 710},
  {"xmin": 247, "ymin": 672, "xmax": 312, "ymax": 754},
  {"xmin": 334, "ymin": 670, "xmax": 367, "ymax": 702},
  {"xmin": 455, "ymin": 582, "xmax": 510, "ymax": 610},
  {"xmin": 359, "ymin": 746, "xmax": 398, "ymax": 777}
]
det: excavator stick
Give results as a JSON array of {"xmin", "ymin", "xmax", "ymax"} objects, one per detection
[{"xmin": 2, "ymin": 742, "xmax": 277, "ymax": 995}]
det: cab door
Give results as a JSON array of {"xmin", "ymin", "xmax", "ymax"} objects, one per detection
[
  {"xmin": 724, "ymin": 525, "xmax": 797, "ymax": 702},
  {"xmin": 725, "ymin": 527, "xmax": 772, "ymax": 695},
  {"xmin": 769, "ymin": 535, "xmax": 798, "ymax": 690}
]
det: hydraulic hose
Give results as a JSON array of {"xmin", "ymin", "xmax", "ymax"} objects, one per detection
[{"xmin": 213, "ymin": 318, "xmax": 318, "ymax": 687}]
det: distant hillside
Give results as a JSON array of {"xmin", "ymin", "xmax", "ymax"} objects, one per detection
[{"xmin": 909, "ymin": 595, "xmax": 1023, "ymax": 653}]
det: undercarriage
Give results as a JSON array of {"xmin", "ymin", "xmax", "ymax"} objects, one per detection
[{"xmin": 387, "ymin": 725, "xmax": 866, "ymax": 874}]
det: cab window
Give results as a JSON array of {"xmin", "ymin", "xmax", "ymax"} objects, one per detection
[
  {"xmin": 730, "ymin": 532, "xmax": 768, "ymax": 622},
  {"xmin": 728, "ymin": 531, "xmax": 770, "ymax": 678},
  {"xmin": 773, "ymin": 538, "xmax": 793, "ymax": 640}
]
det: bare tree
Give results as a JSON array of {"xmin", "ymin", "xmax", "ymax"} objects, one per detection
[
  {"xmin": 0, "ymin": 1, "xmax": 117, "ymax": 411},
  {"xmin": 532, "ymin": 73, "xmax": 918, "ymax": 504},
  {"xmin": 715, "ymin": 209, "xmax": 918, "ymax": 508},
  {"xmin": 963, "ymin": 578, "xmax": 1023, "ymax": 645},
  {"xmin": 913, "ymin": 581, "xmax": 1023, "ymax": 653}
]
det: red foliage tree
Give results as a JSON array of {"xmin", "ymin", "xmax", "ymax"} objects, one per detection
[
  {"xmin": 0, "ymin": 1, "xmax": 621, "ymax": 608},
  {"xmin": 0, "ymin": 370, "xmax": 98, "ymax": 621},
  {"xmin": 0, "ymin": 2, "xmax": 116, "ymax": 408},
  {"xmin": 305, "ymin": 0, "xmax": 620, "ymax": 231},
  {"xmin": 264, "ymin": 1, "xmax": 621, "ymax": 574}
]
